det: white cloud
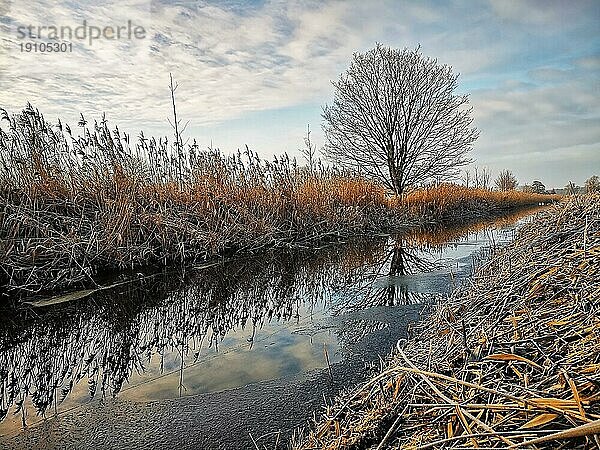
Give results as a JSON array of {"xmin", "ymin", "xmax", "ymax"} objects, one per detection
[
  {"xmin": 470, "ymin": 73, "xmax": 599, "ymax": 186},
  {"xmin": 2, "ymin": 0, "xmax": 365, "ymax": 127},
  {"xmin": 0, "ymin": 0, "xmax": 598, "ymax": 186},
  {"xmin": 488, "ymin": 0, "xmax": 591, "ymax": 26}
]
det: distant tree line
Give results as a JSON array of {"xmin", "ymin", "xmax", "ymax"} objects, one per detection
[{"xmin": 490, "ymin": 171, "xmax": 599, "ymax": 195}]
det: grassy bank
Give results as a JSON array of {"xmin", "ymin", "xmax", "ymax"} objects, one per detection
[
  {"xmin": 0, "ymin": 105, "xmax": 559, "ymax": 297},
  {"xmin": 294, "ymin": 195, "xmax": 599, "ymax": 449},
  {"xmin": 404, "ymin": 184, "xmax": 559, "ymax": 223}
]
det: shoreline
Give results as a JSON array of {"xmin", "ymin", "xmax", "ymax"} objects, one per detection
[
  {"xmin": 294, "ymin": 195, "xmax": 599, "ymax": 449},
  {"xmin": 2, "ymin": 201, "xmax": 552, "ymax": 303}
]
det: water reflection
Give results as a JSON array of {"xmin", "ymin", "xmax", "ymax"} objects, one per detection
[
  {"xmin": 0, "ymin": 206, "xmax": 544, "ymax": 435},
  {"xmin": 0, "ymin": 240, "xmax": 391, "ymax": 432},
  {"xmin": 332, "ymin": 240, "xmax": 444, "ymax": 313}
]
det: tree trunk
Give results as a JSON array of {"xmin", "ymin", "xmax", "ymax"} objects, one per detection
[{"xmin": 386, "ymin": 143, "xmax": 403, "ymax": 195}]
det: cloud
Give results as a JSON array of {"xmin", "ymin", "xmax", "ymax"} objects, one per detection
[
  {"xmin": 1, "ymin": 0, "xmax": 507, "ymax": 127},
  {"xmin": 576, "ymin": 55, "xmax": 600, "ymax": 70},
  {"xmin": 470, "ymin": 70, "xmax": 599, "ymax": 185},
  {"xmin": 528, "ymin": 67, "xmax": 573, "ymax": 83},
  {"xmin": 487, "ymin": 0, "xmax": 594, "ymax": 26},
  {"xmin": 0, "ymin": 0, "xmax": 598, "ymax": 186},
  {"xmin": 1, "ymin": 0, "xmax": 366, "ymax": 128}
]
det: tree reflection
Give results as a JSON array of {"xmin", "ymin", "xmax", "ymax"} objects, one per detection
[{"xmin": 333, "ymin": 238, "xmax": 442, "ymax": 312}]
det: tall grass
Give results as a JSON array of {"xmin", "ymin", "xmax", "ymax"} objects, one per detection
[
  {"xmin": 0, "ymin": 105, "xmax": 398, "ymax": 295},
  {"xmin": 0, "ymin": 105, "xmax": 560, "ymax": 296},
  {"xmin": 402, "ymin": 183, "xmax": 561, "ymax": 222}
]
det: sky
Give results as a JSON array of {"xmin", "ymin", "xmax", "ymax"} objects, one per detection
[{"xmin": 0, "ymin": 0, "xmax": 598, "ymax": 188}]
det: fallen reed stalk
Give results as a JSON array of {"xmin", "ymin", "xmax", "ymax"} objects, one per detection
[
  {"xmin": 0, "ymin": 105, "xmax": 560, "ymax": 298},
  {"xmin": 293, "ymin": 195, "xmax": 599, "ymax": 449}
]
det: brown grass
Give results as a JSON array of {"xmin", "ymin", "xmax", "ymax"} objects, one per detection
[
  {"xmin": 402, "ymin": 183, "xmax": 561, "ymax": 222},
  {"xmin": 0, "ymin": 105, "xmax": 561, "ymax": 297}
]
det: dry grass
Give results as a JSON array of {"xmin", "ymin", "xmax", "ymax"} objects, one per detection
[
  {"xmin": 402, "ymin": 184, "xmax": 561, "ymax": 222},
  {"xmin": 0, "ymin": 105, "xmax": 560, "ymax": 297},
  {"xmin": 293, "ymin": 195, "xmax": 599, "ymax": 449},
  {"xmin": 0, "ymin": 106, "xmax": 399, "ymax": 295}
]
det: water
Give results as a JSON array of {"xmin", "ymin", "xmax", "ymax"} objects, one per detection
[{"xmin": 0, "ymin": 208, "xmax": 544, "ymax": 449}]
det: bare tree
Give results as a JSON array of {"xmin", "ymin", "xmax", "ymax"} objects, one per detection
[
  {"xmin": 462, "ymin": 169, "xmax": 472, "ymax": 188},
  {"xmin": 495, "ymin": 170, "xmax": 518, "ymax": 191},
  {"xmin": 585, "ymin": 175, "xmax": 599, "ymax": 193},
  {"xmin": 322, "ymin": 44, "xmax": 478, "ymax": 195},
  {"xmin": 474, "ymin": 166, "xmax": 491, "ymax": 189},
  {"xmin": 462, "ymin": 166, "xmax": 490, "ymax": 189}
]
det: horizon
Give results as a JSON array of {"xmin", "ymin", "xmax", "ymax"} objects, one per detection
[{"xmin": 1, "ymin": 0, "xmax": 598, "ymax": 188}]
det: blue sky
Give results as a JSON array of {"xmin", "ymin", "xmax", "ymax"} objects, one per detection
[{"xmin": 1, "ymin": 0, "xmax": 598, "ymax": 187}]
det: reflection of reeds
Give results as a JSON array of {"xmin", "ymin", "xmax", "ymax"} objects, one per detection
[
  {"xmin": 295, "ymin": 195, "xmax": 600, "ymax": 450},
  {"xmin": 0, "ymin": 239, "xmax": 393, "ymax": 429},
  {"xmin": 333, "ymin": 211, "xmax": 544, "ymax": 313},
  {"xmin": 401, "ymin": 205, "xmax": 545, "ymax": 249},
  {"xmin": 0, "ymin": 203, "xmax": 555, "ymax": 433}
]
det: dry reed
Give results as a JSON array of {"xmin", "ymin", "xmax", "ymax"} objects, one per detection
[
  {"xmin": 402, "ymin": 184, "xmax": 561, "ymax": 223},
  {"xmin": 0, "ymin": 105, "xmax": 560, "ymax": 297}
]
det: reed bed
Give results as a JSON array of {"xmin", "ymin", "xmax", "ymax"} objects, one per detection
[
  {"xmin": 0, "ymin": 105, "xmax": 559, "ymax": 297},
  {"xmin": 294, "ymin": 195, "xmax": 599, "ymax": 449},
  {"xmin": 0, "ymin": 105, "xmax": 398, "ymax": 296},
  {"xmin": 403, "ymin": 184, "xmax": 561, "ymax": 223}
]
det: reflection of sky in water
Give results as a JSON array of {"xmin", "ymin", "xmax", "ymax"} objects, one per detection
[
  {"xmin": 122, "ymin": 212, "xmax": 534, "ymax": 400},
  {"xmin": 122, "ymin": 326, "xmax": 340, "ymax": 401},
  {"xmin": 0, "ymin": 207, "xmax": 544, "ymax": 436}
]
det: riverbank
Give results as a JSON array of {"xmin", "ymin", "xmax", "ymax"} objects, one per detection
[
  {"xmin": 0, "ymin": 205, "xmax": 540, "ymax": 449},
  {"xmin": 294, "ymin": 195, "xmax": 599, "ymax": 449},
  {"xmin": 0, "ymin": 106, "xmax": 559, "ymax": 297}
]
